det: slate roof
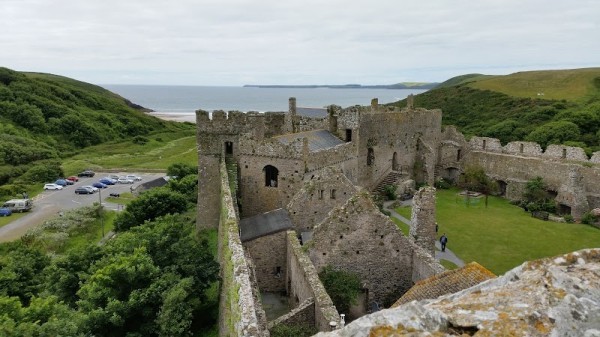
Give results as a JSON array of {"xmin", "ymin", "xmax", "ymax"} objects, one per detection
[
  {"xmin": 274, "ymin": 129, "xmax": 344, "ymax": 152},
  {"xmin": 297, "ymin": 107, "xmax": 328, "ymax": 118},
  {"xmin": 391, "ymin": 262, "xmax": 496, "ymax": 308},
  {"xmin": 240, "ymin": 208, "xmax": 294, "ymax": 242}
]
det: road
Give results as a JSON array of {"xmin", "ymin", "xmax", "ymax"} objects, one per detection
[{"xmin": 0, "ymin": 172, "xmax": 166, "ymax": 242}]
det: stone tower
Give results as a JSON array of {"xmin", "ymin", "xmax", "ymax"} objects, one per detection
[
  {"xmin": 410, "ymin": 186, "xmax": 437, "ymax": 256},
  {"xmin": 196, "ymin": 110, "xmax": 222, "ymax": 229}
]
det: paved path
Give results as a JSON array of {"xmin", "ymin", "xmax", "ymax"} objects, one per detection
[{"xmin": 384, "ymin": 200, "xmax": 465, "ymax": 268}]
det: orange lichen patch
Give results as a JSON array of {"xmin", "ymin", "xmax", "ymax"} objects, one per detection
[
  {"xmin": 534, "ymin": 319, "xmax": 551, "ymax": 334},
  {"xmin": 392, "ymin": 262, "xmax": 496, "ymax": 307},
  {"xmin": 368, "ymin": 325, "xmax": 446, "ymax": 337}
]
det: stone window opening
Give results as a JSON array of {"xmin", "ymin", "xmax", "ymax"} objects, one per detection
[
  {"xmin": 263, "ymin": 165, "xmax": 279, "ymax": 187},
  {"xmin": 225, "ymin": 141, "xmax": 233, "ymax": 155},
  {"xmin": 392, "ymin": 152, "xmax": 398, "ymax": 171},
  {"xmin": 367, "ymin": 148, "xmax": 375, "ymax": 166},
  {"xmin": 456, "ymin": 149, "xmax": 462, "ymax": 161},
  {"xmin": 346, "ymin": 129, "xmax": 352, "ymax": 142},
  {"xmin": 482, "ymin": 139, "xmax": 487, "ymax": 150},
  {"xmin": 330, "ymin": 189, "xmax": 336, "ymax": 199},
  {"xmin": 519, "ymin": 144, "xmax": 524, "ymax": 154},
  {"xmin": 275, "ymin": 266, "xmax": 281, "ymax": 278},
  {"xmin": 319, "ymin": 190, "xmax": 324, "ymax": 200},
  {"xmin": 562, "ymin": 148, "xmax": 567, "ymax": 159}
]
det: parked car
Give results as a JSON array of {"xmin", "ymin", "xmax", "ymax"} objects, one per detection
[
  {"xmin": 82, "ymin": 185, "xmax": 99, "ymax": 193},
  {"xmin": 2, "ymin": 199, "xmax": 33, "ymax": 212},
  {"xmin": 99, "ymin": 178, "xmax": 116, "ymax": 185},
  {"xmin": 109, "ymin": 174, "xmax": 120, "ymax": 181},
  {"xmin": 55, "ymin": 179, "xmax": 69, "ymax": 187},
  {"xmin": 44, "ymin": 183, "xmax": 63, "ymax": 190},
  {"xmin": 0, "ymin": 208, "xmax": 12, "ymax": 216},
  {"xmin": 66, "ymin": 176, "xmax": 79, "ymax": 182},
  {"xmin": 117, "ymin": 177, "xmax": 134, "ymax": 184},
  {"xmin": 126, "ymin": 174, "xmax": 142, "ymax": 181},
  {"xmin": 63, "ymin": 178, "xmax": 74, "ymax": 185},
  {"xmin": 93, "ymin": 182, "xmax": 107, "ymax": 189},
  {"xmin": 78, "ymin": 170, "xmax": 96, "ymax": 177},
  {"xmin": 75, "ymin": 186, "xmax": 94, "ymax": 194}
]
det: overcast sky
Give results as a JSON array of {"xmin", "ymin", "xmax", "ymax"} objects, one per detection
[{"xmin": 1, "ymin": 0, "xmax": 598, "ymax": 86}]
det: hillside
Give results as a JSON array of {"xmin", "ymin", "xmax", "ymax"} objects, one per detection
[
  {"xmin": 389, "ymin": 68, "xmax": 600, "ymax": 153},
  {"xmin": 0, "ymin": 67, "xmax": 190, "ymax": 199}
]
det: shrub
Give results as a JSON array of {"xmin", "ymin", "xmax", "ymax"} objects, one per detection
[
  {"xmin": 563, "ymin": 214, "xmax": 574, "ymax": 223},
  {"xmin": 581, "ymin": 212, "xmax": 598, "ymax": 225},
  {"xmin": 434, "ymin": 178, "xmax": 451, "ymax": 189},
  {"xmin": 318, "ymin": 266, "xmax": 361, "ymax": 314},
  {"xmin": 132, "ymin": 135, "xmax": 149, "ymax": 145},
  {"xmin": 383, "ymin": 184, "xmax": 397, "ymax": 200}
]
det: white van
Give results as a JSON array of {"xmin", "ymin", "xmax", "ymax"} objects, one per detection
[{"xmin": 2, "ymin": 199, "xmax": 33, "ymax": 212}]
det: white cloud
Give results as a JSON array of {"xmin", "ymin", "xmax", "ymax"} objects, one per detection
[{"xmin": 1, "ymin": 0, "xmax": 598, "ymax": 85}]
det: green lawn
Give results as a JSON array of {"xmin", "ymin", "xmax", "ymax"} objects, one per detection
[
  {"xmin": 61, "ymin": 211, "xmax": 117, "ymax": 253},
  {"xmin": 394, "ymin": 188, "xmax": 600, "ymax": 275}
]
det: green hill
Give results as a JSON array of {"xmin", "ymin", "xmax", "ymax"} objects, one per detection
[
  {"xmin": 389, "ymin": 68, "xmax": 600, "ymax": 153},
  {"xmin": 0, "ymin": 67, "xmax": 190, "ymax": 198}
]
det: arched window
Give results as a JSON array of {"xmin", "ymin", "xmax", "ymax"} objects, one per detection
[
  {"xmin": 392, "ymin": 152, "xmax": 398, "ymax": 171},
  {"xmin": 367, "ymin": 148, "xmax": 374, "ymax": 166},
  {"xmin": 264, "ymin": 165, "xmax": 279, "ymax": 187}
]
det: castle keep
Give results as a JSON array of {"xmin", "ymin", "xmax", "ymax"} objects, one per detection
[{"xmin": 196, "ymin": 97, "xmax": 600, "ymax": 336}]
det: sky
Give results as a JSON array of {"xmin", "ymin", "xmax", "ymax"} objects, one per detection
[{"xmin": 1, "ymin": 0, "xmax": 599, "ymax": 86}]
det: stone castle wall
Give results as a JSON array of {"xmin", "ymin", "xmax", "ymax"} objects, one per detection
[
  {"xmin": 355, "ymin": 108, "xmax": 442, "ymax": 189},
  {"xmin": 286, "ymin": 231, "xmax": 340, "ymax": 332},
  {"xmin": 217, "ymin": 160, "xmax": 268, "ymax": 337},
  {"xmin": 239, "ymin": 155, "xmax": 305, "ymax": 217},
  {"xmin": 308, "ymin": 192, "xmax": 417, "ymax": 307},
  {"xmin": 243, "ymin": 231, "xmax": 288, "ymax": 292},
  {"xmin": 410, "ymin": 187, "xmax": 437, "ymax": 257},
  {"xmin": 287, "ymin": 167, "xmax": 359, "ymax": 233}
]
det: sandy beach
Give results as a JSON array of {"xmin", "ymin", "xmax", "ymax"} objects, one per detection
[{"xmin": 148, "ymin": 112, "xmax": 196, "ymax": 123}]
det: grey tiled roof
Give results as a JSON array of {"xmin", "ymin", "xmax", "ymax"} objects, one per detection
[
  {"xmin": 297, "ymin": 107, "xmax": 327, "ymax": 118},
  {"xmin": 240, "ymin": 208, "xmax": 294, "ymax": 242},
  {"xmin": 274, "ymin": 129, "xmax": 344, "ymax": 152}
]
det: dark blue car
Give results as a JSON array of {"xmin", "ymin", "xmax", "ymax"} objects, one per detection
[
  {"xmin": 93, "ymin": 182, "xmax": 108, "ymax": 189},
  {"xmin": 55, "ymin": 179, "xmax": 68, "ymax": 187},
  {"xmin": 99, "ymin": 178, "xmax": 115, "ymax": 185},
  {"xmin": 0, "ymin": 208, "xmax": 12, "ymax": 216}
]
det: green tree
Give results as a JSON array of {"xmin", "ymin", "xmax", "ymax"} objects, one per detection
[
  {"xmin": 168, "ymin": 174, "xmax": 198, "ymax": 203},
  {"xmin": 0, "ymin": 242, "xmax": 50, "ymax": 305},
  {"xmin": 167, "ymin": 162, "xmax": 197, "ymax": 179},
  {"xmin": 318, "ymin": 266, "xmax": 361, "ymax": 314},
  {"xmin": 526, "ymin": 121, "xmax": 581, "ymax": 148},
  {"xmin": 458, "ymin": 165, "xmax": 497, "ymax": 207},
  {"xmin": 113, "ymin": 188, "xmax": 188, "ymax": 231}
]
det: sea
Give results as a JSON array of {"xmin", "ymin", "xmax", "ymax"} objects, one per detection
[{"xmin": 103, "ymin": 85, "xmax": 426, "ymax": 117}]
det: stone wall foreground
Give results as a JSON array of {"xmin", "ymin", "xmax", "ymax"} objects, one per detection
[{"xmin": 314, "ymin": 249, "xmax": 600, "ymax": 337}]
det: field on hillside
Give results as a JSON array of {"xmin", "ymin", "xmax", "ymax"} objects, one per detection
[
  {"xmin": 61, "ymin": 130, "xmax": 197, "ymax": 175},
  {"xmin": 394, "ymin": 188, "xmax": 600, "ymax": 275},
  {"xmin": 467, "ymin": 68, "xmax": 600, "ymax": 101}
]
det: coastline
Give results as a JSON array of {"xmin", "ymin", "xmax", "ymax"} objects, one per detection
[{"xmin": 148, "ymin": 112, "xmax": 196, "ymax": 123}]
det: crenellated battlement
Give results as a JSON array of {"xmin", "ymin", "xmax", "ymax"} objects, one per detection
[
  {"xmin": 196, "ymin": 109, "xmax": 286, "ymax": 136},
  {"xmin": 469, "ymin": 136, "xmax": 600, "ymax": 164}
]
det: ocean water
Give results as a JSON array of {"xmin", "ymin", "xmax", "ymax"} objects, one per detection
[{"xmin": 103, "ymin": 85, "xmax": 426, "ymax": 114}]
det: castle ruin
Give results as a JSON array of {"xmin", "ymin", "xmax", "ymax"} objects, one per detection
[{"xmin": 196, "ymin": 97, "xmax": 600, "ymax": 336}]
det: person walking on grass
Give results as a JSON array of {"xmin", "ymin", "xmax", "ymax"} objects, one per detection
[{"xmin": 440, "ymin": 233, "xmax": 448, "ymax": 252}]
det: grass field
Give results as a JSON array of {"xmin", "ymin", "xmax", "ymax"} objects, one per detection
[
  {"xmin": 61, "ymin": 129, "xmax": 197, "ymax": 175},
  {"xmin": 467, "ymin": 67, "xmax": 600, "ymax": 101},
  {"xmin": 394, "ymin": 188, "xmax": 600, "ymax": 275}
]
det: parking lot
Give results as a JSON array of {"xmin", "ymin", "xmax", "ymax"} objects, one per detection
[{"xmin": 0, "ymin": 172, "xmax": 167, "ymax": 242}]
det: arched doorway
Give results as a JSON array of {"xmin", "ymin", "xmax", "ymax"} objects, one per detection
[
  {"xmin": 263, "ymin": 165, "xmax": 279, "ymax": 187},
  {"xmin": 392, "ymin": 152, "xmax": 398, "ymax": 171}
]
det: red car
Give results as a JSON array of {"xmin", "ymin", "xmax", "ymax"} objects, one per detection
[{"xmin": 67, "ymin": 176, "xmax": 79, "ymax": 182}]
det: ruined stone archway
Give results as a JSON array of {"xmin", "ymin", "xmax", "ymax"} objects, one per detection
[
  {"xmin": 443, "ymin": 167, "xmax": 460, "ymax": 184},
  {"xmin": 496, "ymin": 180, "xmax": 507, "ymax": 196}
]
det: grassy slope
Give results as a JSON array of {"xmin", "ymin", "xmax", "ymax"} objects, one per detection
[
  {"xmin": 394, "ymin": 189, "xmax": 600, "ymax": 275},
  {"xmin": 468, "ymin": 68, "xmax": 600, "ymax": 101}
]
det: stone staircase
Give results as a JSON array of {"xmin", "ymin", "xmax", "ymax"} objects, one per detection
[{"xmin": 372, "ymin": 170, "xmax": 404, "ymax": 196}]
